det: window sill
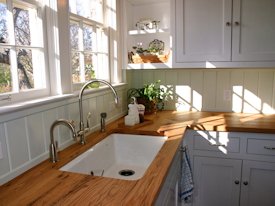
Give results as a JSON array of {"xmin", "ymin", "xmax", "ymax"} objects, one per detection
[
  {"xmin": 0, "ymin": 94, "xmax": 74, "ymax": 116},
  {"xmin": 0, "ymin": 83, "xmax": 127, "ymax": 116}
]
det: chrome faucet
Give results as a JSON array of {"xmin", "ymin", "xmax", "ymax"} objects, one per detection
[
  {"xmin": 78, "ymin": 79, "xmax": 119, "ymax": 144},
  {"xmin": 49, "ymin": 119, "xmax": 77, "ymax": 163}
]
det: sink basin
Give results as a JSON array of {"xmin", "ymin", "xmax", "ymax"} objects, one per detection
[{"xmin": 60, "ymin": 133, "xmax": 167, "ymax": 180}]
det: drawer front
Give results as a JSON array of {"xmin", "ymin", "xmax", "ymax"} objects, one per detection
[
  {"xmin": 247, "ymin": 139, "xmax": 275, "ymax": 156},
  {"xmin": 193, "ymin": 135, "xmax": 240, "ymax": 153}
]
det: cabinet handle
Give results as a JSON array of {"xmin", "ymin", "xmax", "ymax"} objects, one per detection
[
  {"xmin": 209, "ymin": 143, "xmax": 226, "ymax": 147},
  {"xmin": 264, "ymin": 146, "xmax": 275, "ymax": 150},
  {"xmin": 226, "ymin": 22, "xmax": 231, "ymax": 26},
  {"xmin": 234, "ymin": 180, "xmax": 240, "ymax": 185},
  {"xmin": 243, "ymin": 181, "xmax": 248, "ymax": 186},
  {"xmin": 235, "ymin": 21, "xmax": 240, "ymax": 26}
]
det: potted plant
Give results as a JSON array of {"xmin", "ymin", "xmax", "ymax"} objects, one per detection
[{"xmin": 127, "ymin": 80, "xmax": 168, "ymax": 114}]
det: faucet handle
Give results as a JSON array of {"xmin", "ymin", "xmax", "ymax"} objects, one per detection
[
  {"xmin": 84, "ymin": 127, "xmax": 90, "ymax": 134},
  {"xmin": 77, "ymin": 128, "xmax": 89, "ymax": 136}
]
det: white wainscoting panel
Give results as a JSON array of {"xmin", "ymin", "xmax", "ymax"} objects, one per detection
[
  {"xmin": 0, "ymin": 123, "xmax": 10, "ymax": 176},
  {"xmin": 5, "ymin": 118, "xmax": 29, "ymax": 170},
  {"xmin": 26, "ymin": 113, "xmax": 46, "ymax": 159}
]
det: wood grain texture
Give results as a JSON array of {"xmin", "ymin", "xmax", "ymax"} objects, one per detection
[{"xmin": 1, "ymin": 111, "xmax": 275, "ymax": 205}]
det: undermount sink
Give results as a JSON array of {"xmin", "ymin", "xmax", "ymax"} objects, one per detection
[{"xmin": 60, "ymin": 133, "xmax": 167, "ymax": 180}]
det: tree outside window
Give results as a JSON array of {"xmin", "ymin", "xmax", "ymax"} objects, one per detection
[
  {"xmin": 69, "ymin": 0, "xmax": 109, "ymax": 87},
  {"xmin": 0, "ymin": 0, "xmax": 45, "ymax": 96}
]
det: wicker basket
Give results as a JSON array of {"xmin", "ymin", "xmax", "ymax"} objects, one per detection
[{"xmin": 131, "ymin": 53, "xmax": 169, "ymax": 64}]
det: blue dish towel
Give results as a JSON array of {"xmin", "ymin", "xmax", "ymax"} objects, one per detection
[{"xmin": 179, "ymin": 146, "xmax": 194, "ymax": 203}]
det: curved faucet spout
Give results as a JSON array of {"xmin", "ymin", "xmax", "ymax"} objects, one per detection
[
  {"xmin": 49, "ymin": 119, "xmax": 76, "ymax": 163},
  {"xmin": 78, "ymin": 79, "xmax": 119, "ymax": 145}
]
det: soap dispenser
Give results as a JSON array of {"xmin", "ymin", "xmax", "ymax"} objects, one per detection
[{"xmin": 124, "ymin": 97, "xmax": 140, "ymax": 126}]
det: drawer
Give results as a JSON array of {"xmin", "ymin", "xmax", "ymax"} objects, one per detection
[
  {"xmin": 193, "ymin": 134, "xmax": 240, "ymax": 153},
  {"xmin": 247, "ymin": 139, "xmax": 275, "ymax": 156}
]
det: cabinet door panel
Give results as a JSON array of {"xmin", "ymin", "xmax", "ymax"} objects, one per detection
[
  {"xmin": 232, "ymin": 0, "xmax": 275, "ymax": 61},
  {"xmin": 193, "ymin": 156, "xmax": 241, "ymax": 206},
  {"xmin": 241, "ymin": 160, "xmax": 275, "ymax": 206},
  {"xmin": 175, "ymin": 0, "xmax": 232, "ymax": 62}
]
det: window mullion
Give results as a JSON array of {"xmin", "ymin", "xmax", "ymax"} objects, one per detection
[
  {"xmin": 9, "ymin": 48, "xmax": 19, "ymax": 93},
  {"xmin": 79, "ymin": 52, "xmax": 85, "ymax": 82}
]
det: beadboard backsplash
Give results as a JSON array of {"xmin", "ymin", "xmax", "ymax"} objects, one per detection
[{"xmin": 127, "ymin": 68, "xmax": 275, "ymax": 113}]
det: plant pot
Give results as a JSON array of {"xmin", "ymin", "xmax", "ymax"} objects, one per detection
[{"xmin": 137, "ymin": 97, "xmax": 157, "ymax": 114}]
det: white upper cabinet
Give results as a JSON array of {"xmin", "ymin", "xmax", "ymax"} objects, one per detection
[
  {"xmin": 174, "ymin": 0, "xmax": 275, "ymax": 65},
  {"xmin": 175, "ymin": 0, "xmax": 232, "ymax": 62},
  {"xmin": 232, "ymin": 0, "xmax": 275, "ymax": 61}
]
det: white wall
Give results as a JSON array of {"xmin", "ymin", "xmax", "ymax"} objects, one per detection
[
  {"xmin": 0, "ymin": 85, "xmax": 127, "ymax": 185},
  {"xmin": 127, "ymin": 68, "xmax": 275, "ymax": 113}
]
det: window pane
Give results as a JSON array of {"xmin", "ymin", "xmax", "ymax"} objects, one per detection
[
  {"xmin": 97, "ymin": 53, "xmax": 109, "ymax": 79},
  {"xmin": 83, "ymin": 25, "xmax": 93, "ymax": 51},
  {"xmin": 0, "ymin": 47, "xmax": 12, "ymax": 93},
  {"xmin": 70, "ymin": 21, "xmax": 79, "ymax": 50},
  {"xmin": 97, "ymin": 28, "xmax": 108, "ymax": 53},
  {"xmin": 76, "ymin": 0, "xmax": 89, "ymax": 18},
  {"xmin": 17, "ymin": 48, "xmax": 34, "ymax": 90},
  {"xmin": 69, "ymin": 0, "xmax": 76, "ymax": 14},
  {"xmin": 0, "ymin": 1, "xmax": 8, "ymax": 44},
  {"xmin": 69, "ymin": 0, "xmax": 103, "ymax": 23},
  {"xmin": 72, "ymin": 52, "xmax": 80, "ymax": 83},
  {"xmin": 84, "ymin": 53, "xmax": 94, "ymax": 81},
  {"xmin": 90, "ymin": 0, "xmax": 103, "ymax": 23},
  {"xmin": 13, "ymin": 6, "xmax": 31, "ymax": 46}
]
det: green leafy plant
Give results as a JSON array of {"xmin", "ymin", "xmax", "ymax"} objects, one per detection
[{"xmin": 127, "ymin": 80, "xmax": 168, "ymax": 113}]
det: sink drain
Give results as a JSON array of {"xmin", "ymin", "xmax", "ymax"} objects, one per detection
[{"xmin": 119, "ymin": 169, "xmax": 135, "ymax": 176}]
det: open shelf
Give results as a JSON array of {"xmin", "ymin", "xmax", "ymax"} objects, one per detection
[{"xmin": 128, "ymin": 28, "xmax": 169, "ymax": 35}]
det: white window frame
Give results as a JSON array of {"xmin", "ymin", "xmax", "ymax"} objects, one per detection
[
  {"xmin": 70, "ymin": 14, "xmax": 110, "ymax": 86},
  {"xmin": 0, "ymin": 0, "xmax": 123, "ymax": 108},
  {"xmin": 0, "ymin": 0, "xmax": 50, "ymax": 105},
  {"xmin": 69, "ymin": 0, "xmax": 118, "ymax": 91}
]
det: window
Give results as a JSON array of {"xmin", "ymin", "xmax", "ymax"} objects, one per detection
[
  {"xmin": 0, "ymin": 0, "xmax": 48, "ymax": 103},
  {"xmin": 0, "ymin": 0, "xmax": 121, "ymax": 105},
  {"xmin": 69, "ymin": 0, "xmax": 104, "ymax": 23},
  {"xmin": 69, "ymin": 0, "xmax": 110, "ymax": 87}
]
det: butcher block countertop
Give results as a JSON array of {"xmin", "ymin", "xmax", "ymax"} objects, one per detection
[{"xmin": 1, "ymin": 111, "xmax": 275, "ymax": 206}]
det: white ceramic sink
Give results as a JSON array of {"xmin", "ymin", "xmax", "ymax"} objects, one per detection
[{"xmin": 60, "ymin": 133, "xmax": 167, "ymax": 180}]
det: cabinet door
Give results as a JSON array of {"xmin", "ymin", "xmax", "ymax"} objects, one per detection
[
  {"xmin": 175, "ymin": 0, "xmax": 232, "ymax": 62},
  {"xmin": 240, "ymin": 160, "xmax": 275, "ymax": 206},
  {"xmin": 193, "ymin": 156, "xmax": 242, "ymax": 206},
  {"xmin": 232, "ymin": 0, "xmax": 275, "ymax": 61},
  {"xmin": 155, "ymin": 147, "xmax": 181, "ymax": 206}
]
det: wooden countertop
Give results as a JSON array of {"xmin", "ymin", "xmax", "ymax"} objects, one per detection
[{"xmin": 1, "ymin": 111, "xmax": 275, "ymax": 205}]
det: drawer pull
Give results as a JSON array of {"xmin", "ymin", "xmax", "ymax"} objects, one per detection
[
  {"xmin": 209, "ymin": 143, "xmax": 226, "ymax": 147},
  {"xmin": 264, "ymin": 146, "xmax": 275, "ymax": 150}
]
